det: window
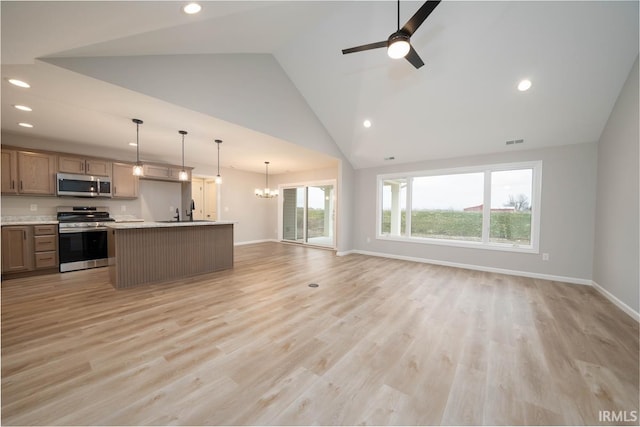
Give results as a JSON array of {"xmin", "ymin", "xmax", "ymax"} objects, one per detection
[{"xmin": 377, "ymin": 161, "xmax": 542, "ymax": 252}]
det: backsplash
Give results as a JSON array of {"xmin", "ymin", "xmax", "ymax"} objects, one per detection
[{"xmin": 1, "ymin": 180, "xmax": 183, "ymax": 222}]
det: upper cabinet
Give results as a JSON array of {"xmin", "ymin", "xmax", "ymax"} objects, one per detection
[
  {"xmin": 58, "ymin": 155, "xmax": 111, "ymax": 177},
  {"xmin": 1, "ymin": 149, "xmax": 18, "ymax": 194},
  {"xmin": 112, "ymin": 162, "xmax": 139, "ymax": 199},
  {"xmin": 1, "ymin": 145, "xmax": 192, "ymax": 198},
  {"xmin": 17, "ymin": 151, "xmax": 56, "ymax": 195},
  {"xmin": 143, "ymin": 164, "xmax": 191, "ymax": 182}
]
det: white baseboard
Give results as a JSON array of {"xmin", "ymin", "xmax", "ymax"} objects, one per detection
[
  {"xmin": 336, "ymin": 250, "xmax": 356, "ymax": 256},
  {"xmin": 234, "ymin": 239, "xmax": 278, "ymax": 246},
  {"xmin": 591, "ymin": 281, "xmax": 640, "ymax": 322},
  {"xmin": 348, "ymin": 249, "xmax": 593, "ymax": 286}
]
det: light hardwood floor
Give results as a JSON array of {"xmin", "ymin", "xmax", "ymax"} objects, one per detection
[{"xmin": 2, "ymin": 242, "xmax": 638, "ymax": 425}]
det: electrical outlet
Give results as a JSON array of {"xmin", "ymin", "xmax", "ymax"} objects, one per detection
[
  {"xmin": 169, "ymin": 206, "xmax": 175, "ymax": 212},
  {"xmin": 542, "ymin": 253, "xmax": 550, "ymax": 261},
  {"xmin": 30, "ymin": 204, "xmax": 37, "ymax": 211},
  {"xmin": 366, "ymin": 237, "xmax": 371, "ymax": 243},
  {"xmin": 121, "ymin": 205, "xmax": 127, "ymax": 212}
]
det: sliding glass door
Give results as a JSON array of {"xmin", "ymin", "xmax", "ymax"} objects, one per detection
[{"xmin": 282, "ymin": 183, "xmax": 335, "ymax": 248}]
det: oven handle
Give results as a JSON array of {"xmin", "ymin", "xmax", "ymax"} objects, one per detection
[{"xmin": 59, "ymin": 227, "xmax": 108, "ymax": 234}]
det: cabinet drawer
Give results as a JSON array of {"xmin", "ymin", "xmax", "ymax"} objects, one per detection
[
  {"xmin": 34, "ymin": 225, "xmax": 57, "ymax": 235},
  {"xmin": 35, "ymin": 251, "xmax": 57, "ymax": 269},
  {"xmin": 34, "ymin": 235, "xmax": 56, "ymax": 252}
]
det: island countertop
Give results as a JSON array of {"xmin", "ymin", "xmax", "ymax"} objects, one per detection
[{"xmin": 106, "ymin": 220, "xmax": 235, "ymax": 229}]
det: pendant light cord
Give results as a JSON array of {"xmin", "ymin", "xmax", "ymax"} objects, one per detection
[
  {"xmin": 136, "ymin": 123, "xmax": 140, "ymax": 164},
  {"xmin": 181, "ymin": 133, "xmax": 185, "ymax": 169},
  {"xmin": 397, "ymin": 0, "xmax": 400, "ymax": 31},
  {"xmin": 265, "ymin": 162, "xmax": 269, "ymax": 189}
]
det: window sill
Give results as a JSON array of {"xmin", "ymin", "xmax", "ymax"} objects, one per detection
[{"xmin": 376, "ymin": 234, "xmax": 539, "ymax": 254}]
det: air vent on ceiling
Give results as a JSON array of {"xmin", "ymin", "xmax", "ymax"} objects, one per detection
[{"xmin": 506, "ymin": 139, "xmax": 524, "ymax": 145}]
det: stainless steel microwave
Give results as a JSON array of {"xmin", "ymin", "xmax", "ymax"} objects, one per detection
[{"xmin": 56, "ymin": 173, "xmax": 112, "ymax": 198}]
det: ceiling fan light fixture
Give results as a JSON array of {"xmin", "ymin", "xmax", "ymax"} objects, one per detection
[{"xmin": 387, "ymin": 34, "xmax": 411, "ymax": 59}]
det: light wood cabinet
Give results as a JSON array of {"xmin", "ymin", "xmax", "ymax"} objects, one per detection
[
  {"xmin": 2, "ymin": 226, "xmax": 33, "ymax": 273},
  {"xmin": 58, "ymin": 156, "xmax": 111, "ymax": 177},
  {"xmin": 112, "ymin": 162, "xmax": 139, "ymax": 199},
  {"xmin": 2, "ymin": 224, "xmax": 59, "ymax": 275},
  {"xmin": 17, "ymin": 151, "xmax": 56, "ymax": 195},
  {"xmin": 1, "ymin": 149, "xmax": 18, "ymax": 194},
  {"xmin": 143, "ymin": 164, "xmax": 191, "ymax": 182},
  {"xmin": 33, "ymin": 225, "xmax": 58, "ymax": 270}
]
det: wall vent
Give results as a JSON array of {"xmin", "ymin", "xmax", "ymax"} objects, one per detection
[{"xmin": 506, "ymin": 139, "xmax": 524, "ymax": 145}]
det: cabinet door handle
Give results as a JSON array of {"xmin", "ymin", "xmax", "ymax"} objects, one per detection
[
  {"xmin": 11, "ymin": 180, "xmax": 14, "ymax": 189},
  {"xmin": 19, "ymin": 181, "xmax": 23, "ymax": 190},
  {"xmin": 23, "ymin": 230, "xmax": 26, "ymax": 240},
  {"xmin": 86, "ymin": 163, "xmax": 90, "ymax": 172}
]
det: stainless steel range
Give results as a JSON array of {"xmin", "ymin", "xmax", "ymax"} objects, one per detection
[{"xmin": 57, "ymin": 206, "xmax": 115, "ymax": 272}]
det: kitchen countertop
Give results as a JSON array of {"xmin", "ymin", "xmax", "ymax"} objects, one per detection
[
  {"xmin": 106, "ymin": 220, "xmax": 235, "ymax": 229},
  {"xmin": 1, "ymin": 216, "xmax": 58, "ymax": 226}
]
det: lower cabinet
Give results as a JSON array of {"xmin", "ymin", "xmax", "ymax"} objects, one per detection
[
  {"xmin": 2, "ymin": 225, "xmax": 58, "ymax": 275},
  {"xmin": 33, "ymin": 225, "xmax": 58, "ymax": 269},
  {"xmin": 1, "ymin": 226, "xmax": 33, "ymax": 273}
]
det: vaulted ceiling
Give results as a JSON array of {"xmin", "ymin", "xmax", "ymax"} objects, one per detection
[{"xmin": 2, "ymin": 1, "xmax": 638, "ymax": 174}]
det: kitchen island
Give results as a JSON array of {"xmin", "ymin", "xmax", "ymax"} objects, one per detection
[{"xmin": 106, "ymin": 221, "xmax": 234, "ymax": 289}]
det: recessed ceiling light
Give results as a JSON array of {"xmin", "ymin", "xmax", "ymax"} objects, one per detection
[
  {"xmin": 363, "ymin": 119, "xmax": 372, "ymax": 128},
  {"xmin": 183, "ymin": 3, "xmax": 202, "ymax": 14},
  {"xmin": 128, "ymin": 142, "xmax": 138, "ymax": 147},
  {"xmin": 8, "ymin": 78, "xmax": 30, "ymax": 88},
  {"xmin": 14, "ymin": 104, "xmax": 32, "ymax": 112},
  {"xmin": 517, "ymin": 79, "xmax": 532, "ymax": 91},
  {"xmin": 384, "ymin": 156, "xmax": 395, "ymax": 161},
  {"xmin": 18, "ymin": 122, "xmax": 34, "ymax": 128}
]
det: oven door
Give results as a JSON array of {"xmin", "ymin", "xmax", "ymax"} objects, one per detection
[{"xmin": 58, "ymin": 228, "xmax": 109, "ymax": 272}]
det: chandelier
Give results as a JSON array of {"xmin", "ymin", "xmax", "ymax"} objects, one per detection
[{"xmin": 255, "ymin": 161, "xmax": 278, "ymax": 198}]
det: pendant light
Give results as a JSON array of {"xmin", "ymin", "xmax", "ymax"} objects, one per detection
[
  {"xmin": 132, "ymin": 118, "xmax": 144, "ymax": 176},
  {"xmin": 214, "ymin": 139, "xmax": 222, "ymax": 184},
  {"xmin": 178, "ymin": 130, "xmax": 188, "ymax": 181},
  {"xmin": 255, "ymin": 161, "xmax": 278, "ymax": 198}
]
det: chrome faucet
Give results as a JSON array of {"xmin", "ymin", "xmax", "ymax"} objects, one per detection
[
  {"xmin": 186, "ymin": 199, "xmax": 195, "ymax": 221},
  {"xmin": 174, "ymin": 208, "xmax": 180, "ymax": 222}
]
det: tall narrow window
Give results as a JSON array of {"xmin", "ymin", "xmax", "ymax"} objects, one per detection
[
  {"xmin": 489, "ymin": 169, "xmax": 533, "ymax": 245},
  {"xmin": 381, "ymin": 178, "xmax": 407, "ymax": 236}
]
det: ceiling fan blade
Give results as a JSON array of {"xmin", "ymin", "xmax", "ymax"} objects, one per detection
[
  {"xmin": 342, "ymin": 40, "xmax": 387, "ymax": 55},
  {"xmin": 401, "ymin": 0, "xmax": 441, "ymax": 36},
  {"xmin": 405, "ymin": 45, "xmax": 425, "ymax": 69}
]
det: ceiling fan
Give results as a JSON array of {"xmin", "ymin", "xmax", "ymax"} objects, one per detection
[{"xmin": 342, "ymin": 0, "xmax": 441, "ymax": 69}]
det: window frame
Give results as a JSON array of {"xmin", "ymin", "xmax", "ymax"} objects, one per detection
[{"xmin": 376, "ymin": 161, "xmax": 542, "ymax": 253}]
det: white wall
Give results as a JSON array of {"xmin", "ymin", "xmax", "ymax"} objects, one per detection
[
  {"xmin": 593, "ymin": 56, "xmax": 639, "ymax": 314},
  {"xmin": 352, "ymin": 143, "xmax": 598, "ymax": 282}
]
